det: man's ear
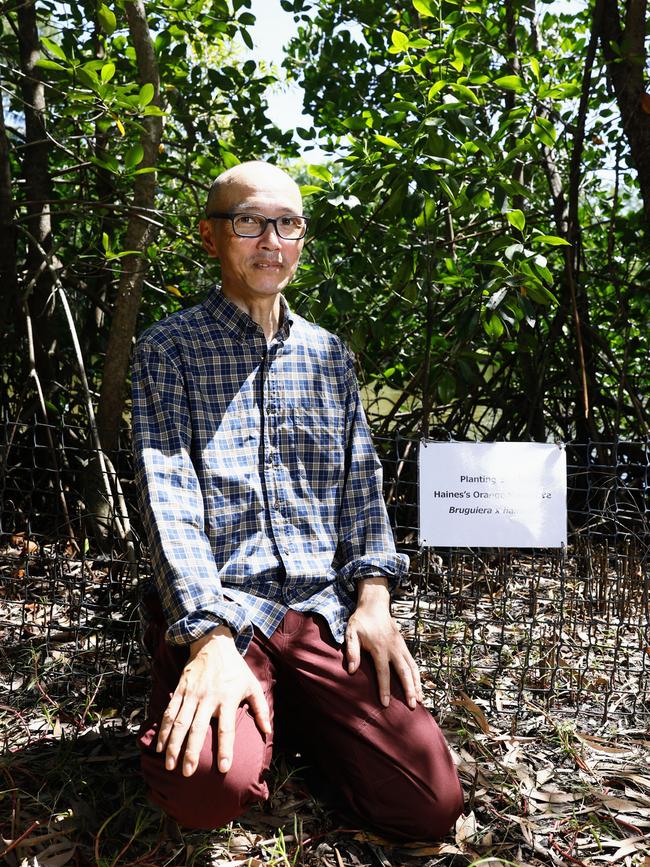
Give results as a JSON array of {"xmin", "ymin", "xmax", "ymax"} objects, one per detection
[{"xmin": 199, "ymin": 219, "xmax": 219, "ymax": 258}]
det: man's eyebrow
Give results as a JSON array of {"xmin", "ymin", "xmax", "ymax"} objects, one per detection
[{"xmin": 231, "ymin": 203, "xmax": 303, "ymax": 213}]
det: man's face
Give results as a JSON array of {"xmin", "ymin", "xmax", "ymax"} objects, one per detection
[{"xmin": 199, "ymin": 168, "xmax": 304, "ymax": 303}]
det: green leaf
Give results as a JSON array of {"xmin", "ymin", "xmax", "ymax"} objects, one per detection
[
  {"xmin": 530, "ymin": 57, "xmax": 540, "ymax": 81},
  {"xmin": 138, "ymin": 82, "xmax": 155, "ymax": 107},
  {"xmin": 143, "ymin": 104, "xmax": 165, "ymax": 116},
  {"xmin": 484, "ymin": 313, "xmax": 505, "ymax": 338},
  {"xmin": 100, "ymin": 62, "xmax": 115, "ymax": 84},
  {"xmin": 41, "ymin": 36, "xmax": 67, "ymax": 61},
  {"xmin": 504, "ymin": 243, "xmax": 524, "ymax": 260},
  {"xmin": 437, "ymin": 371, "xmax": 455, "ymax": 404},
  {"xmin": 91, "ymin": 153, "xmax": 120, "ymax": 173},
  {"xmin": 486, "ymin": 287, "xmax": 508, "ymax": 310},
  {"xmin": 102, "ymin": 232, "xmax": 111, "ymax": 253},
  {"xmin": 97, "ymin": 4, "xmax": 117, "ymax": 36},
  {"xmin": 221, "ymin": 150, "xmax": 240, "ymax": 169},
  {"xmin": 124, "ymin": 143, "xmax": 144, "ymax": 169},
  {"xmin": 375, "ymin": 133, "xmax": 402, "ymax": 149},
  {"xmin": 493, "ymin": 75, "xmax": 525, "ymax": 93},
  {"xmin": 450, "ymin": 83, "xmax": 480, "ymax": 105},
  {"xmin": 506, "ymin": 209, "xmax": 525, "ymax": 231},
  {"xmin": 35, "ymin": 58, "xmax": 67, "ymax": 71},
  {"xmin": 390, "ymin": 30, "xmax": 410, "ymax": 53},
  {"xmin": 437, "ymin": 176, "xmax": 457, "ymax": 205},
  {"xmin": 531, "ymin": 234, "xmax": 571, "ymax": 246},
  {"xmin": 308, "ymin": 164, "xmax": 332, "ymax": 183},
  {"xmin": 241, "ymin": 27, "xmax": 253, "ymax": 49},
  {"xmin": 427, "ymin": 81, "xmax": 446, "ymax": 100},
  {"xmin": 524, "ymin": 282, "xmax": 559, "ymax": 305},
  {"xmin": 533, "ymin": 115, "xmax": 557, "ymax": 148},
  {"xmin": 300, "ymin": 185, "xmax": 325, "ymax": 196},
  {"xmin": 413, "ymin": 0, "xmax": 435, "ymax": 16}
]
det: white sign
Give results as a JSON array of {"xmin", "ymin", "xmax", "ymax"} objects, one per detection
[{"xmin": 419, "ymin": 442, "xmax": 567, "ymax": 548}]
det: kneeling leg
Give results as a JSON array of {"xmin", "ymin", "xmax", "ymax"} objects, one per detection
[{"xmin": 138, "ymin": 625, "xmax": 275, "ymax": 830}]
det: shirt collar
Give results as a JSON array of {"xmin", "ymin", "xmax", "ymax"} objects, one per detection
[{"xmin": 203, "ymin": 286, "xmax": 294, "ymax": 344}]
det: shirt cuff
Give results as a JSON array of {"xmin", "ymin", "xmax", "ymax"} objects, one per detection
[
  {"xmin": 337, "ymin": 553, "xmax": 410, "ymax": 597},
  {"xmin": 164, "ymin": 599, "xmax": 254, "ymax": 655}
]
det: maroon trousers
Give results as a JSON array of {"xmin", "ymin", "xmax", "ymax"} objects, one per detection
[{"xmin": 139, "ymin": 610, "xmax": 463, "ymax": 839}]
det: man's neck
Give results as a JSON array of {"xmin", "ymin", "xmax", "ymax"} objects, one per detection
[{"xmin": 222, "ymin": 288, "xmax": 283, "ymax": 342}]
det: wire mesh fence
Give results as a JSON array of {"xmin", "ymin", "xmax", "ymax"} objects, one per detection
[{"xmin": 1, "ymin": 414, "xmax": 649, "ymax": 751}]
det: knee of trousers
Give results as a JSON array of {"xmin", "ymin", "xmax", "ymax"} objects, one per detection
[
  {"xmin": 354, "ymin": 770, "xmax": 464, "ymax": 841},
  {"xmin": 140, "ymin": 743, "xmax": 269, "ymax": 830},
  {"xmin": 341, "ymin": 711, "xmax": 465, "ymax": 841}
]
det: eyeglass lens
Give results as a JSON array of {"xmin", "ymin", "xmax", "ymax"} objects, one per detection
[{"xmin": 233, "ymin": 213, "xmax": 307, "ymax": 239}]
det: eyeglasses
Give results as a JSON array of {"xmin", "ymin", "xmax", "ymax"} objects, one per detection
[{"xmin": 207, "ymin": 212, "xmax": 309, "ymax": 240}]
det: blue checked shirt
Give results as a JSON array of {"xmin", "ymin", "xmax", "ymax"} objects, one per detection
[{"xmin": 132, "ymin": 288, "xmax": 409, "ymax": 654}]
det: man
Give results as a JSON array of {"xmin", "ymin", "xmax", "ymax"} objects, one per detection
[{"xmin": 132, "ymin": 161, "xmax": 463, "ymax": 838}]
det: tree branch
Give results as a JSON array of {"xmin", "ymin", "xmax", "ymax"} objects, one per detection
[{"xmin": 96, "ymin": 0, "xmax": 163, "ymax": 451}]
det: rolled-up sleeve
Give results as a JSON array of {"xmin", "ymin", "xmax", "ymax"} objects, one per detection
[
  {"xmin": 336, "ymin": 348, "xmax": 410, "ymax": 593},
  {"xmin": 132, "ymin": 338, "xmax": 253, "ymax": 649}
]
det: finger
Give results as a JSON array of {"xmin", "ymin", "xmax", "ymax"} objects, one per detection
[
  {"xmin": 409, "ymin": 654, "xmax": 423, "ymax": 702},
  {"xmin": 156, "ymin": 690, "xmax": 184, "ymax": 754},
  {"xmin": 397, "ymin": 639, "xmax": 423, "ymax": 703},
  {"xmin": 372, "ymin": 652, "xmax": 391, "ymax": 707},
  {"xmin": 394, "ymin": 654, "xmax": 418, "ymax": 709},
  {"xmin": 182, "ymin": 703, "xmax": 214, "ymax": 777},
  {"xmin": 217, "ymin": 702, "xmax": 237, "ymax": 774},
  {"xmin": 164, "ymin": 701, "xmax": 197, "ymax": 771},
  {"xmin": 345, "ymin": 625, "xmax": 361, "ymax": 674},
  {"xmin": 246, "ymin": 679, "xmax": 272, "ymax": 735}
]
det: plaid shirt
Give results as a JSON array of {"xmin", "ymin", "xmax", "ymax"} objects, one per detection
[{"xmin": 132, "ymin": 288, "xmax": 409, "ymax": 654}]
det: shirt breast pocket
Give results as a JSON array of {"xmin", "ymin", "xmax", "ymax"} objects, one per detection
[{"xmin": 289, "ymin": 402, "xmax": 347, "ymax": 486}]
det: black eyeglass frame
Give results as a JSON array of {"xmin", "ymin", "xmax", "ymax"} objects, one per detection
[{"xmin": 206, "ymin": 211, "xmax": 309, "ymax": 240}]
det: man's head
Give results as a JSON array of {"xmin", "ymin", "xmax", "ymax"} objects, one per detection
[{"xmin": 199, "ymin": 161, "xmax": 305, "ymax": 304}]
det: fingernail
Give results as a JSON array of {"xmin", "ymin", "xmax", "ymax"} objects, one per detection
[
  {"xmin": 409, "ymin": 697, "xmax": 416, "ymax": 709},
  {"xmin": 382, "ymin": 695, "xmax": 390, "ymax": 706},
  {"xmin": 165, "ymin": 757, "xmax": 174, "ymax": 771},
  {"xmin": 183, "ymin": 761, "xmax": 193, "ymax": 776},
  {"xmin": 219, "ymin": 759, "xmax": 229, "ymax": 773}
]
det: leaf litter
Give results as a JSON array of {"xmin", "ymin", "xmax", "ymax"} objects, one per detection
[{"xmin": 2, "ymin": 545, "xmax": 650, "ymax": 865}]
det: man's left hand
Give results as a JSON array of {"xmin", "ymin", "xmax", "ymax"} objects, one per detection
[{"xmin": 345, "ymin": 576, "xmax": 423, "ymax": 710}]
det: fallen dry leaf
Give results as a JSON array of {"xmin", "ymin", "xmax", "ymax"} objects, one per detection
[{"xmin": 451, "ymin": 691, "xmax": 491, "ymax": 733}]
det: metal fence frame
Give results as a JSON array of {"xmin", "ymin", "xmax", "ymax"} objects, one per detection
[{"xmin": 1, "ymin": 417, "xmax": 648, "ymax": 742}]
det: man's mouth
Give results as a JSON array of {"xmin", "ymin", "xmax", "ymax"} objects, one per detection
[{"xmin": 254, "ymin": 261, "xmax": 282, "ymax": 269}]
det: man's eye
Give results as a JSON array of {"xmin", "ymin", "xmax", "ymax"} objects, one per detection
[
  {"xmin": 238, "ymin": 214, "xmax": 260, "ymax": 224},
  {"xmin": 280, "ymin": 216, "xmax": 299, "ymax": 226}
]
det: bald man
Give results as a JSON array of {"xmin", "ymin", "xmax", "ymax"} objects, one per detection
[{"xmin": 132, "ymin": 161, "xmax": 463, "ymax": 838}]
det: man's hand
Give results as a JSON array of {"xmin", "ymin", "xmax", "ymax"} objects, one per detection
[
  {"xmin": 345, "ymin": 576, "xmax": 423, "ymax": 710},
  {"xmin": 156, "ymin": 626, "xmax": 271, "ymax": 777}
]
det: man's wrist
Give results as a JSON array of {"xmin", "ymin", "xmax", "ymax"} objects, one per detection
[
  {"xmin": 356, "ymin": 575, "xmax": 390, "ymax": 606},
  {"xmin": 189, "ymin": 623, "xmax": 235, "ymax": 657}
]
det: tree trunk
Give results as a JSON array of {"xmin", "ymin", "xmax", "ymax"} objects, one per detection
[
  {"xmin": 17, "ymin": 0, "xmax": 55, "ymax": 383},
  {"xmin": 96, "ymin": 0, "xmax": 163, "ymax": 451},
  {"xmin": 0, "ymin": 94, "xmax": 17, "ymax": 343},
  {"xmin": 565, "ymin": 6, "xmax": 601, "ymax": 442},
  {"xmin": 598, "ymin": 0, "xmax": 650, "ymax": 229}
]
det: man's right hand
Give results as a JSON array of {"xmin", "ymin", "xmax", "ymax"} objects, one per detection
[{"xmin": 156, "ymin": 626, "xmax": 271, "ymax": 777}]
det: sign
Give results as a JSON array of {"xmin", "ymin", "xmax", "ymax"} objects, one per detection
[{"xmin": 418, "ymin": 442, "xmax": 567, "ymax": 548}]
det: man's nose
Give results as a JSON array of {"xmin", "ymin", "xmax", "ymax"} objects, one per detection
[{"xmin": 258, "ymin": 221, "xmax": 281, "ymax": 249}]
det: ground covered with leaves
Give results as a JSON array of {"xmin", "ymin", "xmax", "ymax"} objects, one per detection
[
  {"xmin": 2, "ymin": 691, "xmax": 650, "ymax": 866},
  {"xmin": 2, "ymin": 540, "xmax": 650, "ymax": 866}
]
